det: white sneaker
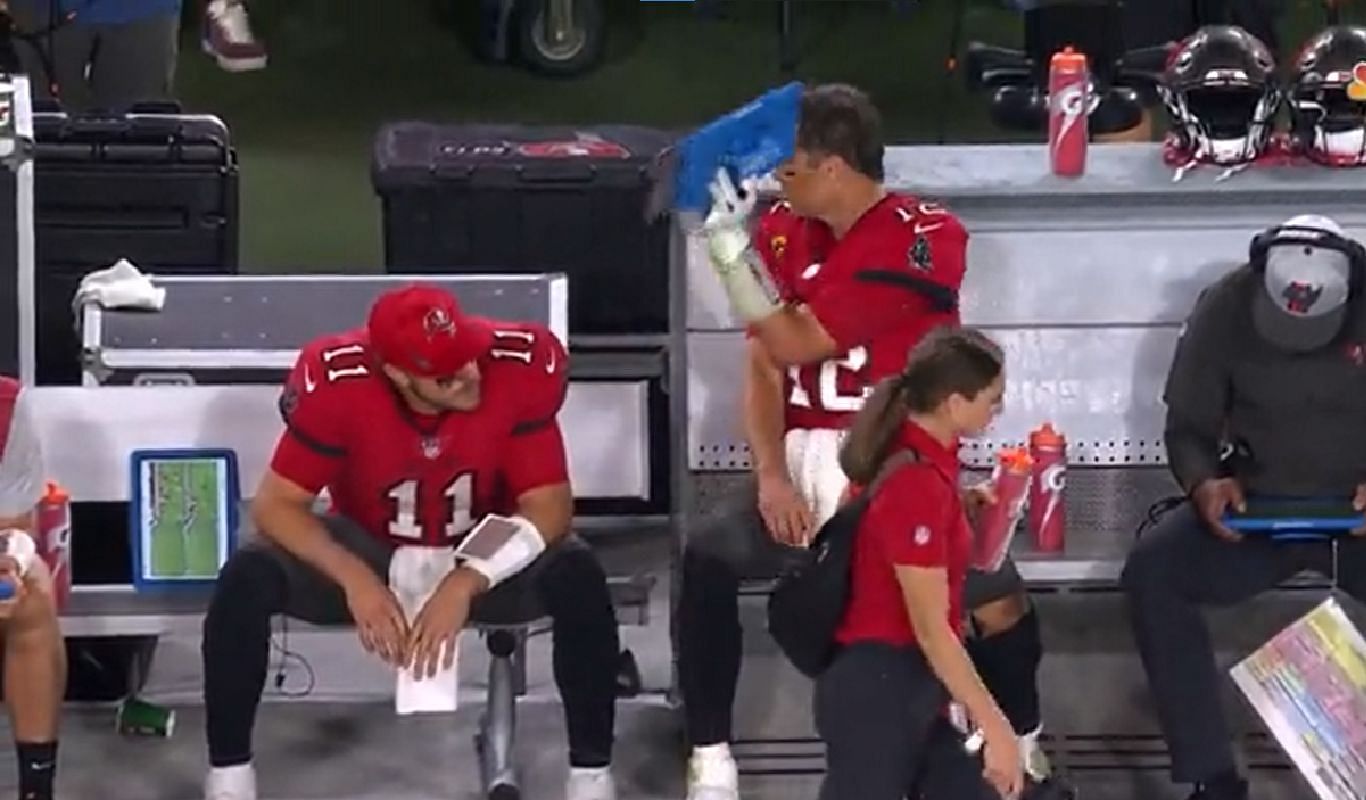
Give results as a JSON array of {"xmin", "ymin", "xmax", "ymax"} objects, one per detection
[
  {"xmin": 1020, "ymin": 727, "xmax": 1052, "ymax": 781},
  {"xmin": 205, "ymin": 763, "xmax": 257, "ymax": 800},
  {"xmin": 567, "ymin": 766, "xmax": 617, "ymax": 800},
  {"xmin": 687, "ymin": 744, "xmax": 738, "ymax": 800}
]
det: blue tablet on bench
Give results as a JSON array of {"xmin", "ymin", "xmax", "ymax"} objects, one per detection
[{"xmin": 1222, "ymin": 497, "xmax": 1361, "ymax": 539}]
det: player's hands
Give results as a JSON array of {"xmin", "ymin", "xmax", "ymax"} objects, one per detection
[
  {"xmin": 757, "ymin": 471, "xmax": 814, "ymax": 547},
  {"xmin": 981, "ymin": 717, "xmax": 1024, "ymax": 800},
  {"xmin": 703, "ymin": 168, "xmax": 759, "ymax": 267},
  {"xmin": 405, "ymin": 569, "xmax": 476, "ymax": 680},
  {"xmin": 343, "ymin": 570, "xmax": 408, "ymax": 666},
  {"xmin": 1192, "ymin": 477, "xmax": 1246, "ymax": 542},
  {"xmin": 1350, "ymin": 483, "xmax": 1366, "ymax": 537},
  {"xmin": 961, "ymin": 482, "xmax": 998, "ymax": 530}
]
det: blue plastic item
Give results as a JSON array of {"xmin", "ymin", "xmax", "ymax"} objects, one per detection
[
  {"xmin": 646, "ymin": 82, "xmax": 803, "ymax": 218},
  {"xmin": 1222, "ymin": 496, "xmax": 1362, "ymax": 540}
]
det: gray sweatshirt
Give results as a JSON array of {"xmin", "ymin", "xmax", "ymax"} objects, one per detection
[{"xmin": 1163, "ymin": 264, "xmax": 1366, "ymax": 497}]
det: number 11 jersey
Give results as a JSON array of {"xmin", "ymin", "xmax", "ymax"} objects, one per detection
[
  {"xmin": 754, "ymin": 195, "xmax": 968, "ymax": 431},
  {"xmin": 269, "ymin": 322, "xmax": 569, "ymax": 547}
]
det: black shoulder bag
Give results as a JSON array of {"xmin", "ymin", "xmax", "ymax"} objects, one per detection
[{"xmin": 766, "ymin": 450, "xmax": 920, "ymax": 678}]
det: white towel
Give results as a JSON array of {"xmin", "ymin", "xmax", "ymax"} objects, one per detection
[
  {"xmin": 389, "ymin": 546, "xmax": 461, "ymax": 715},
  {"xmin": 73, "ymin": 258, "xmax": 167, "ymax": 313}
]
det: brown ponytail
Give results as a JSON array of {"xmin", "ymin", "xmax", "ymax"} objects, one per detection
[
  {"xmin": 839, "ymin": 326, "xmax": 1004, "ymax": 485},
  {"xmin": 839, "ymin": 376, "xmax": 908, "ymax": 485}
]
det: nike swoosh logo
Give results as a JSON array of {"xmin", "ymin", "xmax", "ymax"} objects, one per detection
[
  {"xmin": 303, "ymin": 366, "xmax": 316, "ymax": 393},
  {"xmin": 914, "ymin": 222, "xmax": 944, "ymax": 234},
  {"xmin": 545, "ymin": 351, "xmax": 556, "ymax": 374}
]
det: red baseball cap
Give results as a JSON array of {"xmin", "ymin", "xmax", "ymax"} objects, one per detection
[{"xmin": 366, "ymin": 284, "xmax": 494, "ymax": 377}]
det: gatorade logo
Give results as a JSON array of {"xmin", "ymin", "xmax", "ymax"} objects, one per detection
[
  {"xmin": 1052, "ymin": 84, "xmax": 1089, "ymax": 158},
  {"xmin": 1349, "ymin": 62, "xmax": 1366, "ymax": 102},
  {"xmin": 1041, "ymin": 463, "xmax": 1066, "ymax": 494}
]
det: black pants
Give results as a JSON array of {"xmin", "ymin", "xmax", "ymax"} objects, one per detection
[
  {"xmin": 1120, "ymin": 503, "xmax": 1366, "ymax": 784},
  {"xmin": 677, "ymin": 478, "xmax": 1032, "ymax": 747},
  {"xmin": 202, "ymin": 515, "xmax": 620, "ymax": 769},
  {"xmin": 816, "ymin": 643, "xmax": 1000, "ymax": 800}
]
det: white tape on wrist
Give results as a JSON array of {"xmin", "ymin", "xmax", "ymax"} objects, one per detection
[
  {"xmin": 0, "ymin": 529, "xmax": 35, "ymax": 576},
  {"xmin": 454, "ymin": 514, "xmax": 547, "ymax": 589}
]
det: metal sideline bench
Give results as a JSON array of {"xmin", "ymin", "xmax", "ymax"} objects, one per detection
[{"xmin": 671, "ymin": 143, "xmax": 1366, "ymax": 791}]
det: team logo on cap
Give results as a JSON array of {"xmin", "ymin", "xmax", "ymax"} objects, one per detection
[
  {"xmin": 1282, "ymin": 281, "xmax": 1323, "ymax": 314},
  {"xmin": 423, "ymin": 307, "xmax": 456, "ymax": 337},
  {"xmin": 1349, "ymin": 62, "xmax": 1366, "ymax": 102}
]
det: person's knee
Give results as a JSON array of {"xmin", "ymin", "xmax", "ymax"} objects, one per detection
[
  {"xmin": 680, "ymin": 543, "xmax": 741, "ymax": 606},
  {"xmin": 2, "ymin": 559, "xmax": 61, "ymax": 647},
  {"xmin": 1120, "ymin": 506, "xmax": 1194, "ymax": 599},
  {"xmin": 971, "ymin": 591, "xmax": 1030, "ymax": 636},
  {"xmin": 537, "ymin": 538, "xmax": 614, "ymax": 624},
  {"xmin": 205, "ymin": 545, "xmax": 286, "ymax": 633}
]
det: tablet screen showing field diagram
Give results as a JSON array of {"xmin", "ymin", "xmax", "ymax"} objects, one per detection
[{"xmin": 137, "ymin": 457, "xmax": 232, "ymax": 580}]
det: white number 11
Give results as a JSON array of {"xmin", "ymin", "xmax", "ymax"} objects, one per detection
[{"xmin": 386, "ymin": 474, "xmax": 474, "ymax": 541}]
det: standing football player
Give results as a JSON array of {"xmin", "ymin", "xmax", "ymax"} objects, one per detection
[
  {"xmin": 201, "ymin": 285, "xmax": 620, "ymax": 800},
  {"xmin": 679, "ymin": 83, "xmax": 1072, "ymax": 800}
]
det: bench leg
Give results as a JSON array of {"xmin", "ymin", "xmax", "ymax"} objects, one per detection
[{"xmin": 475, "ymin": 630, "xmax": 521, "ymax": 800}]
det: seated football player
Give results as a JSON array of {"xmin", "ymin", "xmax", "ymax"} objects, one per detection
[
  {"xmin": 201, "ymin": 285, "xmax": 620, "ymax": 800},
  {"xmin": 0, "ymin": 377, "xmax": 65, "ymax": 800}
]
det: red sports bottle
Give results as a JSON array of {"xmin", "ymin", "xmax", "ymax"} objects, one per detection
[
  {"xmin": 1027, "ymin": 423, "xmax": 1067, "ymax": 553},
  {"xmin": 972, "ymin": 447, "xmax": 1033, "ymax": 572},
  {"xmin": 36, "ymin": 481, "xmax": 71, "ymax": 612},
  {"xmin": 1048, "ymin": 46, "xmax": 1090, "ymax": 177}
]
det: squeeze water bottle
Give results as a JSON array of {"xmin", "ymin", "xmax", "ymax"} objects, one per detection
[
  {"xmin": 36, "ymin": 482, "xmax": 72, "ymax": 612},
  {"xmin": 972, "ymin": 447, "xmax": 1033, "ymax": 572},
  {"xmin": 1027, "ymin": 423, "xmax": 1068, "ymax": 553},
  {"xmin": 1048, "ymin": 46, "xmax": 1090, "ymax": 177}
]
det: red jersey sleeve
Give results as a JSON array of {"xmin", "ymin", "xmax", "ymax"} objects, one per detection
[
  {"xmin": 494, "ymin": 326, "xmax": 571, "ymax": 499},
  {"xmin": 863, "ymin": 466, "xmax": 955, "ymax": 569},
  {"xmin": 807, "ymin": 201, "xmax": 967, "ymax": 351},
  {"xmin": 269, "ymin": 343, "xmax": 351, "ymax": 494},
  {"xmin": 754, "ymin": 199, "xmax": 802, "ymax": 301}
]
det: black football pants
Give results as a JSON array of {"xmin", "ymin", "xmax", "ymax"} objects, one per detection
[{"xmin": 202, "ymin": 515, "xmax": 620, "ymax": 769}]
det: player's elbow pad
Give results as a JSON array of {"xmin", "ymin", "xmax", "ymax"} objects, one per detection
[{"xmin": 454, "ymin": 514, "xmax": 547, "ymax": 589}]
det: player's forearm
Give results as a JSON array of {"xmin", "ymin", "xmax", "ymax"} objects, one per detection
[
  {"xmin": 743, "ymin": 341, "xmax": 789, "ymax": 481},
  {"xmin": 251, "ymin": 498, "xmax": 372, "ymax": 588}
]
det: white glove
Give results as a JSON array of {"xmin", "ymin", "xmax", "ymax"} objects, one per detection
[
  {"xmin": 701, "ymin": 168, "xmax": 780, "ymax": 322},
  {"xmin": 703, "ymin": 168, "xmax": 760, "ymax": 266}
]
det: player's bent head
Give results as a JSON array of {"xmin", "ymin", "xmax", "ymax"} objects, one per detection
[
  {"xmin": 779, "ymin": 83, "xmax": 885, "ymax": 218},
  {"xmin": 796, "ymin": 83, "xmax": 884, "ymax": 180},
  {"xmin": 840, "ymin": 327, "xmax": 1005, "ymax": 484},
  {"xmin": 368, "ymin": 283, "xmax": 494, "ymax": 413}
]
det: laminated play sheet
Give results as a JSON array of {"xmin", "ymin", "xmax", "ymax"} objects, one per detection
[{"xmin": 1229, "ymin": 597, "xmax": 1366, "ymax": 800}]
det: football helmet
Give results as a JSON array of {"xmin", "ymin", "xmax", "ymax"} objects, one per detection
[
  {"xmin": 1288, "ymin": 26, "xmax": 1366, "ymax": 166},
  {"xmin": 1160, "ymin": 25, "xmax": 1281, "ymax": 167}
]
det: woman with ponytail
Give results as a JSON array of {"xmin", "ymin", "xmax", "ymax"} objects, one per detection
[{"xmin": 817, "ymin": 326, "xmax": 1022, "ymax": 800}]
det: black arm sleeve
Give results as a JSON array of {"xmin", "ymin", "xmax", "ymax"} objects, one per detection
[{"xmin": 1162, "ymin": 286, "xmax": 1232, "ymax": 494}]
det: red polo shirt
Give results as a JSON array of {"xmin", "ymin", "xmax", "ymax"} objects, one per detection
[{"xmin": 834, "ymin": 421, "xmax": 972, "ymax": 647}]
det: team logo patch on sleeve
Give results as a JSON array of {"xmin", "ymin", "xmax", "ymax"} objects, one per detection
[
  {"xmin": 770, "ymin": 234, "xmax": 787, "ymax": 261},
  {"xmin": 910, "ymin": 233, "xmax": 933, "ymax": 272}
]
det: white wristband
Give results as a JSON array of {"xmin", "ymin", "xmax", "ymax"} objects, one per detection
[
  {"xmin": 1, "ymin": 529, "xmax": 34, "ymax": 576},
  {"xmin": 454, "ymin": 514, "xmax": 547, "ymax": 589}
]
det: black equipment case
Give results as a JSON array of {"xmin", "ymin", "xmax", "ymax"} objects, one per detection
[
  {"xmin": 33, "ymin": 107, "xmax": 239, "ymax": 385},
  {"xmin": 371, "ymin": 123, "xmax": 674, "ymax": 336}
]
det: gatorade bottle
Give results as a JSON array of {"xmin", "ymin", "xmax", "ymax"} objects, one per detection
[
  {"xmin": 1027, "ymin": 424, "xmax": 1068, "ymax": 553},
  {"xmin": 1048, "ymin": 46, "xmax": 1090, "ymax": 177},
  {"xmin": 973, "ymin": 447, "xmax": 1033, "ymax": 572},
  {"xmin": 36, "ymin": 482, "xmax": 71, "ymax": 612}
]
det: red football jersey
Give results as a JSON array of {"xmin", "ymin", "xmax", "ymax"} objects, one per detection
[
  {"xmin": 754, "ymin": 193, "xmax": 967, "ymax": 431},
  {"xmin": 269, "ymin": 322, "xmax": 569, "ymax": 546}
]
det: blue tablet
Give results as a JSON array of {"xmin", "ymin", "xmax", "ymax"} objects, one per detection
[{"xmin": 1222, "ymin": 497, "xmax": 1361, "ymax": 539}]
